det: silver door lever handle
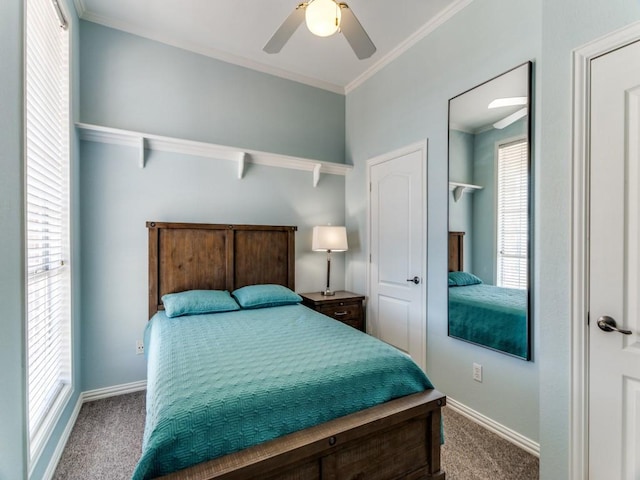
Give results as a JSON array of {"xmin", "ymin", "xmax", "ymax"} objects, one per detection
[
  {"xmin": 406, "ymin": 276, "xmax": 420, "ymax": 285},
  {"xmin": 597, "ymin": 316, "xmax": 632, "ymax": 335}
]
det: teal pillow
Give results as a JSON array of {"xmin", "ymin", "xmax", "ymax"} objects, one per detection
[
  {"xmin": 232, "ymin": 284, "xmax": 302, "ymax": 309},
  {"xmin": 448, "ymin": 271, "xmax": 483, "ymax": 287},
  {"xmin": 162, "ymin": 290, "xmax": 240, "ymax": 318}
]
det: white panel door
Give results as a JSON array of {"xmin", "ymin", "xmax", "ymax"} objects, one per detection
[
  {"xmin": 368, "ymin": 143, "xmax": 426, "ymax": 371},
  {"xmin": 589, "ymin": 39, "xmax": 640, "ymax": 480}
]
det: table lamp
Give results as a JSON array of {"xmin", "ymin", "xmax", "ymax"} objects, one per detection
[{"xmin": 312, "ymin": 225, "xmax": 348, "ymax": 296}]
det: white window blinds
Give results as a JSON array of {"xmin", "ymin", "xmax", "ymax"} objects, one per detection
[
  {"xmin": 496, "ymin": 138, "xmax": 528, "ymax": 289},
  {"xmin": 25, "ymin": 0, "xmax": 71, "ymax": 458}
]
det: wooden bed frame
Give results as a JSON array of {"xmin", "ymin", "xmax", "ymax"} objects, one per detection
[
  {"xmin": 147, "ymin": 221, "xmax": 446, "ymax": 480},
  {"xmin": 448, "ymin": 231, "xmax": 465, "ymax": 272}
]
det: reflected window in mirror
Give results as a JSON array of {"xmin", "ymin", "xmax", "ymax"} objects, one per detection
[
  {"xmin": 496, "ymin": 138, "xmax": 528, "ymax": 289},
  {"xmin": 447, "ymin": 62, "xmax": 533, "ymax": 361}
]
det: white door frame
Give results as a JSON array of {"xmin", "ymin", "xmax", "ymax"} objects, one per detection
[
  {"xmin": 366, "ymin": 140, "xmax": 428, "ymax": 371},
  {"xmin": 570, "ymin": 20, "xmax": 640, "ymax": 480}
]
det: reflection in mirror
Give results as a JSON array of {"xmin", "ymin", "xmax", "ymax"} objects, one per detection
[{"xmin": 447, "ymin": 62, "xmax": 532, "ymax": 360}]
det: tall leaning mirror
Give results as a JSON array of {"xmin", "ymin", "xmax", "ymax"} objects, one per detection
[{"xmin": 447, "ymin": 62, "xmax": 532, "ymax": 360}]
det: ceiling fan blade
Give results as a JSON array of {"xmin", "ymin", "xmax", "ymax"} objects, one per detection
[
  {"xmin": 338, "ymin": 3, "xmax": 376, "ymax": 60},
  {"xmin": 493, "ymin": 107, "xmax": 528, "ymax": 129},
  {"xmin": 263, "ymin": 4, "xmax": 306, "ymax": 54},
  {"xmin": 488, "ymin": 97, "xmax": 528, "ymax": 109}
]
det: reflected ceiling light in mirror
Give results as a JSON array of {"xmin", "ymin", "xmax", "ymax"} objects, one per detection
[
  {"xmin": 488, "ymin": 96, "xmax": 528, "ymax": 109},
  {"xmin": 493, "ymin": 107, "xmax": 528, "ymax": 129}
]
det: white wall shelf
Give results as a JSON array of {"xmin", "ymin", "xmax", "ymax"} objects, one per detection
[
  {"xmin": 76, "ymin": 122, "xmax": 352, "ymax": 187},
  {"xmin": 449, "ymin": 181, "xmax": 483, "ymax": 202}
]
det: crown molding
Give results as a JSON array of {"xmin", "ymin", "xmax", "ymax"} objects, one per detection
[
  {"xmin": 76, "ymin": 9, "xmax": 345, "ymax": 95},
  {"xmin": 76, "ymin": 1, "xmax": 472, "ymax": 96},
  {"xmin": 344, "ymin": 0, "xmax": 474, "ymax": 94},
  {"xmin": 72, "ymin": 0, "xmax": 86, "ymax": 18}
]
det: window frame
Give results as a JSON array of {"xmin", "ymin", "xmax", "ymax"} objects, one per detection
[{"xmin": 24, "ymin": 0, "xmax": 74, "ymax": 468}]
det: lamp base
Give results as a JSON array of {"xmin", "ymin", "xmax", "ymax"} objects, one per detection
[{"xmin": 321, "ymin": 289, "xmax": 336, "ymax": 296}]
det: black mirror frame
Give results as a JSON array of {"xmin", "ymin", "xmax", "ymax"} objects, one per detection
[{"xmin": 446, "ymin": 61, "xmax": 534, "ymax": 361}]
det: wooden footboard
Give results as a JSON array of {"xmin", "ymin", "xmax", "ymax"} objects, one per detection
[{"xmin": 159, "ymin": 389, "xmax": 446, "ymax": 480}]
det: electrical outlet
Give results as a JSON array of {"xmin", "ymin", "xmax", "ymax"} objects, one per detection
[
  {"xmin": 473, "ymin": 363, "xmax": 482, "ymax": 382},
  {"xmin": 136, "ymin": 340, "xmax": 144, "ymax": 355}
]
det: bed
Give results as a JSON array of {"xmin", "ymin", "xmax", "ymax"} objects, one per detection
[
  {"xmin": 136, "ymin": 222, "xmax": 446, "ymax": 480},
  {"xmin": 448, "ymin": 231, "xmax": 528, "ymax": 359}
]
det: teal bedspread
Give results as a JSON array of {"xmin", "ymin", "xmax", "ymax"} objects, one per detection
[
  {"xmin": 132, "ymin": 304, "xmax": 433, "ymax": 479},
  {"xmin": 448, "ymin": 284, "xmax": 527, "ymax": 358}
]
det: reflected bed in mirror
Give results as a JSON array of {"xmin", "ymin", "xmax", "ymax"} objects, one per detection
[{"xmin": 447, "ymin": 62, "xmax": 532, "ymax": 360}]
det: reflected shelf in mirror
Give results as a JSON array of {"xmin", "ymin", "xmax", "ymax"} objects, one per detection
[{"xmin": 448, "ymin": 181, "xmax": 483, "ymax": 202}]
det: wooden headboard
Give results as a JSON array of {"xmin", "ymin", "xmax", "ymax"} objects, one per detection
[
  {"xmin": 147, "ymin": 222, "xmax": 297, "ymax": 318},
  {"xmin": 448, "ymin": 231, "xmax": 465, "ymax": 272}
]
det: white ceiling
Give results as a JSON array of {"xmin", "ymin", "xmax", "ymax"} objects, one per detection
[{"xmin": 73, "ymin": 0, "xmax": 471, "ymax": 94}]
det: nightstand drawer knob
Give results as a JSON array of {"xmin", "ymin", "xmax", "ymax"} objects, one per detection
[{"xmin": 334, "ymin": 311, "xmax": 348, "ymax": 316}]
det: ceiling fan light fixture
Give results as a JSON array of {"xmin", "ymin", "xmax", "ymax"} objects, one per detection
[{"xmin": 305, "ymin": 0, "xmax": 341, "ymax": 37}]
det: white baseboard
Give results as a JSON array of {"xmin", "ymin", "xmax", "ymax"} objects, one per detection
[
  {"xmin": 446, "ymin": 397, "xmax": 540, "ymax": 458},
  {"xmin": 82, "ymin": 380, "xmax": 147, "ymax": 402},
  {"xmin": 39, "ymin": 392, "xmax": 83, "ymax": 480},
  {"xmin": 40, "ymin": 380, "xmax": 148, "ymax": 479}
]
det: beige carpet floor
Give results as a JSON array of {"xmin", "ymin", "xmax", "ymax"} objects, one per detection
[
  {"xmin": 53, "ymin": 391, "xmax": 538, "ymax": 479},
  {"xmin": 441, "ymin": 408, "xmax": 539, "ymax": 479}
]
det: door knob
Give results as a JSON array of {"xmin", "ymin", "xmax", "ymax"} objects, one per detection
[
  {"xmin": 597, "ymin": 316, "xmax": 632, "ymax": 335},
  {"xmin": 406, "ymin": 276, "xmax": 420, "ymax": 285}
]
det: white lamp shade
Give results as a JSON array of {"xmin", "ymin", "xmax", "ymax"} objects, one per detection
[
  {"xmin": 312, "ymin": 226, "xmax": 348, "ymax": 252},
  {"xmin": 305, "ymin": 0, "xmax": 341, "ymax": 37}
]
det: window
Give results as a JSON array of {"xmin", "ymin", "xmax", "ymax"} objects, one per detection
[
  {"xmin": 496, "ymin": 138, "xmax": 528, "ymax": 289},
  {"xmin": 25, "ymin": 0, "xmax": 71, "ymax": 462}
]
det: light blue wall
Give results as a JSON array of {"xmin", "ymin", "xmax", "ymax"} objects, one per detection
[
  {"xmin": 80, "ymin": 22, "xmax": 345, "ymax": 164},
  {"xmin": 346, "ymin": 0, "xmax": 541, "ymax": 444},
  {"xmin": 538, "ymin": 1, "xmax": 640, "ymax": 478},
  {"xmin": 1, "ymin": 1, "xmax": 83, "ymax": 478},
  {"xmin": 449, "ymin": 118, "xmax": 526, "ymax": 282},
  {"xmin": 79, "ymin": 23, "xmax": 347, "ymax": 391},
  {"xmin": 448, "ymin": 129, "xmax": 474, "ymax": 270},
  {"xmin": 346, "ymin": 0, "xmax": 640, "ymax": 478},
  {"xmin": 448, "ymin": 130, "xmax": 474, "ymax": 186}
]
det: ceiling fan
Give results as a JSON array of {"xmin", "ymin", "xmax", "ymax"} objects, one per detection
[
  {"xmin": 263, "ymin": 0, "xmax": 377, "ymax": 60},
  {"xmin": 488, "ymin": 96, "xmax": 528, "ymax": 129}
]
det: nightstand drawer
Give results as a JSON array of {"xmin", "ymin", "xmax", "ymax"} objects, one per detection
[
  {"xmin": 316, "ymin": 302, "xmax": 361, "ymax": 321},
  {"xmin": 299, "ymin": 291, "xmax": 366, "ymax": 332}
]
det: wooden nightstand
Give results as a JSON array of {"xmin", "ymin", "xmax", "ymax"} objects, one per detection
[{"xmin": 300, "ymin": 291, "xmax": 366, "ymax": 332}]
